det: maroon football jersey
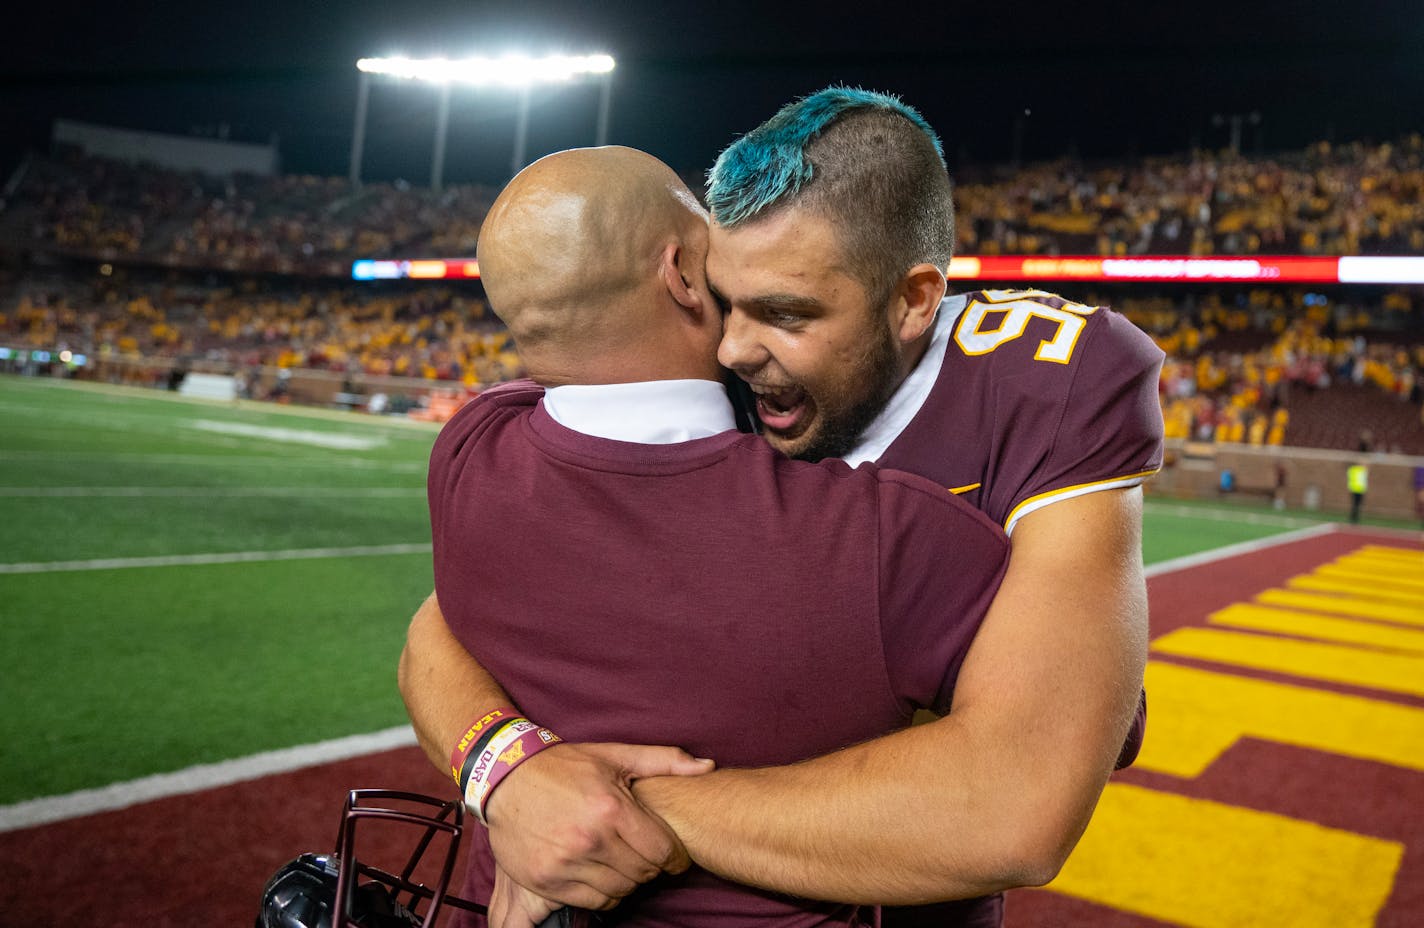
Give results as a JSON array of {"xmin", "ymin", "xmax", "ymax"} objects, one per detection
[
  {"xmin": 430, "ymin": 382, "xmax": 1010, "ymax": 928},
  {"xmin": 873, "ymin": 291, "xmax": 1164, "ymax": 928},
  {"xmin": 877, "ymin": 289, "xmax": 1165, "ymax": 531}
]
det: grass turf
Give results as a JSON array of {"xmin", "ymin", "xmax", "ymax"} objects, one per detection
[
  {"xmin": 1, "ymin": 376, "xmax": 439, "ymax": 804},
  {"xmin": 0, "ymin": 374, "xmax": 1408, "ymax": 805}
]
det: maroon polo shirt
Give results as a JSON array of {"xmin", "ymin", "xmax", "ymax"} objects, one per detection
[{"xmin": 430, "ymin": 381, "xmax": 1010, "ymax": 928}]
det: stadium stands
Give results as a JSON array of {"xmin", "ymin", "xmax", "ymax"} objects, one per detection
[
  {"xmin": 4, "ymin": 135, "xmax": 1422, "ymax": 271},
  {"xmin": 955, "ymin": 135, "xmax": 1424, "ymax": 258},
  {"xmin": 0, "ymin": 147, "xmax": 498, "ymax": 276},
  {"xmin": 0, "ymin": 269, "xmax": 523, "ymax": 409},
  {"xmin": 1, "ymin": 136, "xmax": 1419, "ymax": 453}
]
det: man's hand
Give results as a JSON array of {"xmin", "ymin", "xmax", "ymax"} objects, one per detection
[
  {"xmin": 485, "ymin": 741, "xmax": 714, "ymax": 911},
  {"xmin": 630, "ymin": 489, "xmax": 1150, "ymax": 903},
  {"xmin": 399, "ymin": 593, "xmax": 712, "ymax": 910},
  {"xmin": 488, "ymin": 864, "xmax": 560, "ymax": 928}
]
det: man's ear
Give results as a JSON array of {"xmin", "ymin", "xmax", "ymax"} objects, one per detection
[
  {"xmin": 890, "ymin": 263, "xmax": 948, "ymax": 344},
  {"xmin": 660, "ymin": 241, "xmax": 701, "ymax": 312}
]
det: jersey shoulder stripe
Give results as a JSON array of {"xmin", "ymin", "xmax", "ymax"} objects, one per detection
[{"xmin": 1003, "ymin": 469, "xmax": 1161, "ymax": 535}]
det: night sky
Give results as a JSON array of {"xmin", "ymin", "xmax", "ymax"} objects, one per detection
[{"xmin": 5, "ymin": 0, "xmax": 1423, "ymax": 186}]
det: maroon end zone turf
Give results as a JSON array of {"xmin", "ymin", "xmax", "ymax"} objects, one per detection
[
  {"xmin": 1, "ymin": 526, "xmax": 1419, "ymax": 926},
  {"xmin": 1013, "ymin": 526, "xmax": 1424, "ymax": 927},
  {"xmin": 0, "ymin": 746, "xmax": 454, "ymax": 926}
]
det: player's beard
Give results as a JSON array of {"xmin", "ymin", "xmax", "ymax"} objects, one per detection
[{"xmin": 791, "ymin": 317, "xmax": 902, "ymax": 464}]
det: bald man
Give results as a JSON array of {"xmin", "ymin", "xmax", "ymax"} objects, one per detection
[{"xmin": 413, "ymin": 146, "xmax": 1011, "ymax": 927}]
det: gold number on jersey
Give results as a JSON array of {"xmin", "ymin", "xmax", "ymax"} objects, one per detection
[{"xmin": 953, "ymin": 295, "xmax": 1097, "ymax": 364}]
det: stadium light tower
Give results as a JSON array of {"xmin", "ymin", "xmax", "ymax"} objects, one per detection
[
  {"xmin": 350, "ymin": 53, "xmax": 616, "ymax": 191},
  {"xmin": 1211, "ymin": 111, "xmax": 1262, "ymax": 156}
]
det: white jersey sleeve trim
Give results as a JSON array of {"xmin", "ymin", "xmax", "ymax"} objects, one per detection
[{"xmin": 1004, "ymin": 469, "xmax": 1159, "ymax": 536}]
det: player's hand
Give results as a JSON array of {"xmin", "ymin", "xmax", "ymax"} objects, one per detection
[
  {"xmin": 487, "ymin": 863, "xmax": 559, "ymax": 928},
  {"xmin": 484, "ymin": 742, "xmax": 714, "ymax": 910}
]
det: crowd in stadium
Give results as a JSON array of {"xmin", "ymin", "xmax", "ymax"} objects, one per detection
[
  {"xmin": 955, "ymin": 135, "xmax": 1424, "ymax": 258},
  {"xmin": 5, "ymin": 134, "xmax": 1423, "ymax": 269},
  {"xmin": 1138, "ymin": 290, "xmax": 1424, "ymax": 453},
  {"xmin": 2, "ymin": 136, "xmax": 1422, "ymax": 453},
  {"xmin": 0, "ymin": 272, "xmax": 523, "ymax": 390},
  {"xmin": 3, "ymin": 149, "xmax": 498, "ymax": 274},
  {"xmin": 4, "ymin": 263, "xmax": 1420, "ymax": 451}
]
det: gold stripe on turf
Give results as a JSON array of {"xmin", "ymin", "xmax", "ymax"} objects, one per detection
[
  {"xmin": 1315, "ymin": 564, "xmax": 1424, "ymax": 593},
  {"xmin": 1321, "ymin": 560, "xmax": 1424, "ymax": 590},
  {"xmin": 1135, "ymin": 661, "xmax": 1424, "ymax": 777},
  {"xmin": 1210, "ymin": 603, "xmax": 1424, "ymax": 655},
  {"xmin": 1333, "ymin": 557, "xmax": 1424, "ymax": 579},
  {"xmin": 1151, "ymin": 628, "xmax": 1424, "ymax": 696},
  {"xmin": 1255, "ymin": 588, "xmax": 1424, "ymax": 627},
  {"xmin": 1355, "ymin": 544, "xmax": 1424, "ymax": 563},
  {"xmin": 1288, "ymin": 574, "xmax": 1424, "ymax": 607},
  {"xmin": 1048, "ymin": 783, "xmax": 1404, "ymax": 928}
]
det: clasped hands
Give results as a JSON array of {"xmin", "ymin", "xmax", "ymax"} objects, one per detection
[{"xmin": 482, "ymin": 741, "xmax": 714, "ymax": 928}]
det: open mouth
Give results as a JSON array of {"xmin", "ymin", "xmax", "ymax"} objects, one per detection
[{"xmin": 751, "ymin": 384, "xmax": 810, "ymax": 432}]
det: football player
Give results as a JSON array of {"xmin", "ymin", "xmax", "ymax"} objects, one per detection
[{"xmin": 402, "ymin": 87, "xmax": 1164, "ymax": 928}]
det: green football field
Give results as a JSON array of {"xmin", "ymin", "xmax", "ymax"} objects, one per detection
[{"xmin": 0, "ymin": 374, "xmax": 1409, "ymax": 806}]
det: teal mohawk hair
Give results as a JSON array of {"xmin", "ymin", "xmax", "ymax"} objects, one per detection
[{"xmin": 706, "ymin": 86, "xmax": 944, "ymax": 226}]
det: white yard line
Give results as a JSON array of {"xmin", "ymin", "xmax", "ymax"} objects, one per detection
[
  {"xmin": 3, "ymin": 519, "xmax": 1402, "ymax": 830},
  {"xmin": 1144, "ymin": 522, "xmax": 1339, "ymax": 577},
  {"xmin": 0, "ymin": 375, "xmax": 442, "ymax": 430},
  {"xmin": 0, "ymin": 543, "xmax": 432, "ymax": 574},
  {"xmin": 0, "ymin": 726, "xmax": 418, "ymax": 833},
  {"xmin": 1142, "ymin": 500, "xmax": 1322, "ymax": 530},
  {"xmin": 0, "ymin": 451, "xmax": 425, "ymax": 472},
  {"xmin": 189, "ymin": 419, "xmax": 388, "ymax": 450},
  {"xmin": 0, "ymin": 486, "xmax": 423, "ymax": 498}
]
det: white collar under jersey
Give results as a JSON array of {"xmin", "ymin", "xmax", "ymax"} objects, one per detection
[
  {"xmin": 542, "ymin": 379, "xmax": 738, "ymax": 444},
  {"xmin": 842, "ymin": 293, "xmax": 967, "ymax": 467}
]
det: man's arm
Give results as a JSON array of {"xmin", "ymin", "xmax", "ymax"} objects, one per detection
[
  {"xmin": 632, "ymin": 488, "xmax": 1148, "ymax": 904},
  {"xmin": 399, "ymin": 591, "xmax": 515, "ymax": 771},
  {"xmin": 397, "ymin": 592, "xmax": 712, "ymax": 911}
]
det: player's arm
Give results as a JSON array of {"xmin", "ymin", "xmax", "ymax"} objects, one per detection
[
  {"xmin": 397, "ymin": 591, "xmax": 712, "ymax": 912},
  {"xmin": 633, "ymin": 487, "xmax": 1147, "ymax": 904}
]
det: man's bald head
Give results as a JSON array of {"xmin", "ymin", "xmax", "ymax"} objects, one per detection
[{"xmin": 477, "ymin": 147, "xmax": 711, "ymax": 383}]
